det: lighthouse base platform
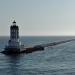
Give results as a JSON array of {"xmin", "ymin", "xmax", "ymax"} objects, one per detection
[{"xmin": 2, "ymin": 45, "xmax": 44, "ymax": 55}]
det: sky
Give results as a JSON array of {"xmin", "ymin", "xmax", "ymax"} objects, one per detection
[{"xmin": 0, "ymin": 0, "xmax": 75, "ymax": 36}]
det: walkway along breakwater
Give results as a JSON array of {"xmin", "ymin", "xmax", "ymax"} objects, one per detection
[{"xmin": 1, "ymin": 21, "xmax": 75, "ymax": 54}]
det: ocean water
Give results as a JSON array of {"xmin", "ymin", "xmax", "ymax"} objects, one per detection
[{"xmin": 0, "ymin": 36, "xmax": 75, "ymax": 75}]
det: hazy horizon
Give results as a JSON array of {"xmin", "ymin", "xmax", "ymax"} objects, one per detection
[{"xmin": 0, "ymin": 0, "xmax": 75, "ymax": 36}]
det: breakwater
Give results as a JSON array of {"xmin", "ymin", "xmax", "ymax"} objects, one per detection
[
  {"xmin": 2, "ymin": 39, "xmax": 75, "ymax": 54},
  {"xmin": 24, "ymin": 39, "xmax": 75, "ymax": 53}
]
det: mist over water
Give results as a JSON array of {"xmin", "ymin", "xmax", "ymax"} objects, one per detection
[{"xmin": 0, "ymin": 36, "xmax": 75, "ymax": 75}]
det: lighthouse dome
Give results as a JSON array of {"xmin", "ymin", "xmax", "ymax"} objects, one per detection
[
  {"xmin": 13, "ymin": 20, "xmax": 16, "ymax": 23},
  {"xmin": 10, "ymin": 20, "xmax": 19, "ymax": 29}
]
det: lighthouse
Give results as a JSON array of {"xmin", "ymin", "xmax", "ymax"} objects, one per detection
[
  {"xmin": 2, "ymin": 20, "xmax": 44, "ymax": 54},
  {"xmin": 9, "ymin": 20, "xmax": 20, "ymax": 47},
  {"xmin": 4, "ymin": 20, "xmax": 22, "ymax": 53}
]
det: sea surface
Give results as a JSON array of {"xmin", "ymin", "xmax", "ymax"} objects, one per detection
[{"xmin": 0, "ymin": 36, "xmax": 75, "ymax": 75}]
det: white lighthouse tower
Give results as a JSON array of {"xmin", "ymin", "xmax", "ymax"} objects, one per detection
[{"xmin": 5, "ymin": 20, "xmax": 22, "ymax": 53}]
